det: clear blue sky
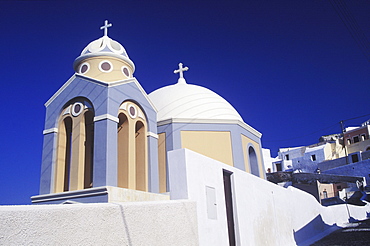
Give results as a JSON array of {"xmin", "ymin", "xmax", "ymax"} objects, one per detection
[{"xmin": 0, "ymin": 1, "xmax": 369, "ymax": 205}]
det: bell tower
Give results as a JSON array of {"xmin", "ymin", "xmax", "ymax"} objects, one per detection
[{"xmin": 32, "ymin": 21, "xmax": 164, "ymax": 204}]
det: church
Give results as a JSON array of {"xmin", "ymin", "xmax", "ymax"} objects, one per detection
[
  {"xmin": 32, "ymin": 20, "xmax": 265, "ymax": 204},
  {"xmin": 1, "ymin": 21, "xmax": 369, "ymax": 246}
]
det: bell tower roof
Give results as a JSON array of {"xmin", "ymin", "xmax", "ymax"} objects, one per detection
[{"xmin": 73, "ymin": 20, "xmax": 135, "ymax": 72}]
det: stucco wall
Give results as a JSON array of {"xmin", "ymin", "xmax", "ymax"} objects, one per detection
[
  {"xmin": 168, "ymin": 148, "xmax": 370, "ymax": 246},
  {"xmin": 181, "ymin": 130, "xmax": 234, "ymax": 166},
  {"xmin": 323, "ymin": 159, "xmax": 370, "ymax": 185},
  {"xmin": 0, "ymin": 200, "xmax": 198, "ymax": 246}
]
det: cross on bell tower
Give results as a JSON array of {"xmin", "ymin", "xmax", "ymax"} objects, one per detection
[
  {"xmin": 174, "ymin": 63, "xmax": 189, "ymax": 84},
  {"xmin": 100, "ymin": 20, "xmax": 112, "ymax": 36}
]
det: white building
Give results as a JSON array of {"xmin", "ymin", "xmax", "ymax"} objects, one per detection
[{"xmin": 273, "ymin": 139, "xmax": 345, "ymax": 173}]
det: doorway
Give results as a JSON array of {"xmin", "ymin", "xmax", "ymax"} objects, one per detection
[{"xmin": 223, "ymin": 169, "xmax": 236, "ymax": 246}]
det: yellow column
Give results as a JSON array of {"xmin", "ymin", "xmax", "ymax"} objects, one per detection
[{"xmin": 55, "ymin": 120, "xmax": 67, "ymax": 193}]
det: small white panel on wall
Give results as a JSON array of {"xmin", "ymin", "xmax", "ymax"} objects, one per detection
[{"xmin": 206, "ymin": 186, "xmax": 217, "ymax": 220}]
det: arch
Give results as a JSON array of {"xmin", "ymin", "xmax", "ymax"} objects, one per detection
[
  {"xmin": 83, "ymin": 111, "xmax": 94, "ymax": 189},
  {"xmin": 117, "ymin": 113, "xmax": 129, "ymax": 188},
  {"xmin": 54, "ymin": 98, "xmax": 94, "ymax": 193},
  {"xmin": 366, "ymin": 146, "xmax": 370, "ymax": 152},
  {"xmin": 248, "ymin": 146, "xmax": 260, "ymax": 177},
  {"xmin": 117, "ymin": 100, "xmax": 148, "ymax": 191},
  {"xmin": 55, "ymin": 116, "xmax": 72, "ymax": 192}
]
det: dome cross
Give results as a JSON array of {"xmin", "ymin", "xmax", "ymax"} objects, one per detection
[
  {"xmin": 174, "ymin": 63, "xmax": 189, "ymax": 84},
  {"xmin": 100, "ymin": 20, "xmax": 112, "ymax": 36}
]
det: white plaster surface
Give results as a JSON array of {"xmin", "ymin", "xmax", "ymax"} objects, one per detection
[
  {"xmin": 262, "ymin": 148, "xmax": 274, "ymax": 172},
  {"xmin": 148, "ymin": 82, "xmax": 243, "ymax": 122},
  {"xmin": 168, "ymin": 148, "xmax": 370, "ymax": 246},
  {"xmin": 106, "ymin": 186, "xmax": 170, "ymax": 202},
  {"xmin": 0, "ymin": 200, "xmax": 198, "ymax": 246}
]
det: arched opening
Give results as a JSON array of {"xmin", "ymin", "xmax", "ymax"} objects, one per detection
[
  {"xmin": 54, "ymin": 99, "xmax": 94, "ymax": 193},
  {"xmin": 135, "ymin": 121, "xmax": 146, "ymax": 191},
  {"xmin": 84, "ymin": 111, "xmax": 94, "ymax": 189},
  {"xmin": 117, "ymin": 101, "xmax": 148, "ymax": 191},
  {"xmin": 117, "ymin": 113, "xmax": 129, "ymax": 188},
  {"xmin": 55, "ymin": 116, "xmax": 73, "ymax": 192},
  {"xmin": 366, "ymin": 147, "xmax": 370, "ymax": 152},
  {"xmin": 323, "ymin": 190, "xmax": 328, "ymax": 199},
  {"xmin": 60, "ymin": 117, "xmax": 72, "ymax": 192},
  {"xmin": 248, "ymin": 146, "xmax": 260, "ymax": 177}
]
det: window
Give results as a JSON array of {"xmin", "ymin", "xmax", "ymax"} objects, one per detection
[
  {"xmin": 285, "ymin": 154, "xmax": 289, "ymax": 160},
  {"xmin": 353, "ymin": 136, "xmax": 360, "ymax": 143},
  {"xmin": 361, "ymin": 134, "xmax": 366, "ymax": 141},
  {"xmin": 347, "ymin": 139, "xmax": 351, "ymax": 145},
  {"xmin": 311, "ymin": 154, "xmax": 316, "ymax": 161},
  {"xmin": 323, "ymin": 190, "xmax": 328, "ymax": 199},
  {"xmin": 122, "ymin": 66, "xmax": 131, "ymax": 77},
  {"xmin": 337, "ymin": 185, "xmax": 342, "ymax": 190},
  {"xmin": 276, "ymin": 163, "xmax": 282, "ymax": 172},
  {"xmin": 248, "ymin": 146, "xmax": 260, "ymax": 177},
  {"xmin": 351, "ymin": 154, "xmax": 359, "ymax": 163},
  {"xmin": 79, "ymin": 62, "xmax": 90, "ymax": 74},
  {"xmin": 99, "ymin": 60, "xmax": 113, "ymax": 72}
]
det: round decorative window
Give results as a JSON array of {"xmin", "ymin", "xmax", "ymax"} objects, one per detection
[
  {"xmin": 72, "ymin": 102, "xmax": 84, "ymax": 117},
  {"xmin": 79, "ymin": 62, "xmax": 90, "ymax": 74},
  {"xmin": 122, "ymin": 66, "xmax": 130, "ymax": 77},
  {"xmin": 128, "ymin": 105, "xmax": 137, "ymax": 119},
  {"xmin": 99, "ymin": 60, "xmax": 113, "ymax": 73}
]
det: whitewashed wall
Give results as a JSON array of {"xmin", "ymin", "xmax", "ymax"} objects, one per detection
[
  {"xmin": 0, "ymin": 200, "xmax": 198, "ymax": 245},
  {"xmin": 168, "ymin": 148, "xmax": 370, "ymax": 246}
]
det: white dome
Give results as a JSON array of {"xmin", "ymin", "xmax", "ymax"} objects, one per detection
[
  {"xmin": 73, "ymin": 35, "xmax": 134, "ymax": 71},
  {"xmin": 148, "ymin": 82, "xmax": 243, "ymax": 122},
  {"xmin": 81, "ymin": 36, "xmax": 128, "ymax": 57}
]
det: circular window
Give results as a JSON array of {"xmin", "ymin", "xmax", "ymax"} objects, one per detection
[
  {"xmin": 128, "ymin": 105, "xmax": 137, "ymax": 119},
  {"xmin": 122, "ymin": 66, "xmax": 130, "ymax": 77},
  {"xmin": 99, "ymin": 60, "xmax": 113, "ymax": 73},
  {"xmin": 79, "ymin": 62, "xmax": 90, "ymax": 74},
  {"xmin": 72, "ymin": 102, "xmax": 84, "ymax": 117}
]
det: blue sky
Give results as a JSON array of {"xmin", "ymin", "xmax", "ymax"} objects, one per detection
[{"xmin": 0, "ymin": 0, "xmax": 369, "ymax": 205}]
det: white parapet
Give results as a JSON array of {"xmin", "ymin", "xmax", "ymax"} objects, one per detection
[{"xmin": 0, "ymin": 200, "xmax": 198, "ymax": 245}]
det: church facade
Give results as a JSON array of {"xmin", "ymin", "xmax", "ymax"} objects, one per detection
[{"xmin": 32, "ymin": 21, "xmax": 265, "ymax": 204}]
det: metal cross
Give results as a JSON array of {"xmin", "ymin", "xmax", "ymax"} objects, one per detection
[
  {"xmin": 174, "ymin": 63, "xmax": 189, "ymax": 79},
  {"xmin": 100, "ymin": 20, "xmax": 112, "ymax": 36}
]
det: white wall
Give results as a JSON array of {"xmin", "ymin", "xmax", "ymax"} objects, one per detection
[
  {"xmin": 168, "ymin": 148, "xmax": 370, "ymax": 246},
  {"xmin": 0, "ymin": 200, "xmax": 198, "ymax": 246},
  {"xmin": 262, "ymin": 148, "xmax": 274, "ymax": 172}
]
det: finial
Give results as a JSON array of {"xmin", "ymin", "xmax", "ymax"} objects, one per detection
[
  {"xmin": 174, "ymin": 63, "xmax": 189, "ymax": 84},
  {"xmin": 100, "ymin": 20, "xmax": 112, "ymax": 36}
]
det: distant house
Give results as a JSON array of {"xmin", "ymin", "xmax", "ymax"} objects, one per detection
[
  {"xmin": 272, "ymin": 138, "xmax": 345, "ymax": 173},
  {"xmin": 268, "ymin": 127, "xmax": 370, "ymax": 204},
  {"xmin": 344, "ymin": 120, "xmax": 370, "ymax": 157}
]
